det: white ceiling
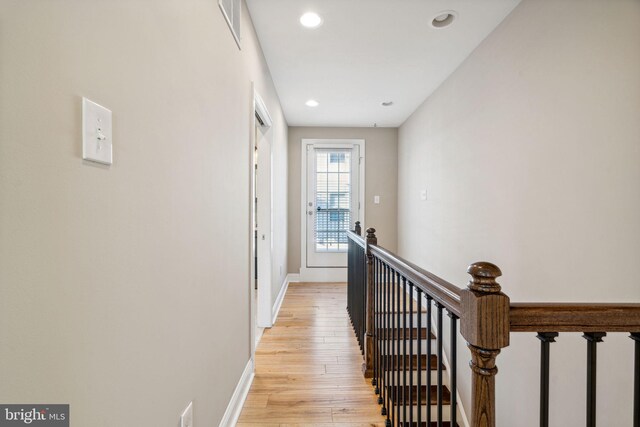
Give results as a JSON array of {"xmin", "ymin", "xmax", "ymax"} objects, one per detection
[{"xmin": 245, "ymin": 0, "xmax": 521, "ymax": 127}]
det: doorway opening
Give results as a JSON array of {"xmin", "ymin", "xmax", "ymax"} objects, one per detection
[
  {"xmin": 251, "ymin": 90, "xmax": 273, "ymax": 359},
  {"xmin": 300, "ymin": 139, "xmax": 365, "ymax": 282}
]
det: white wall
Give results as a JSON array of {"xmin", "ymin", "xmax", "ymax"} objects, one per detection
[
  {"xmin": 398, "ymin": 0, "xmax": 640, "ymax": 425},
  {"xmin": 0, "ymin": 1, "xmax": 287, "ymax": 426}
]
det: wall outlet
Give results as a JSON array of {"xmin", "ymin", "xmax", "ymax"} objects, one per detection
[
  {"xmin": 420, "ymin": 189, "xmax": 427, "ymax": 201},
  {"xmin": 180, "ymin": 402, "xmax": 193, "ymax": 427}
]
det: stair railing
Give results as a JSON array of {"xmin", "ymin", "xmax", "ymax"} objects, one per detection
[{"xmin": 346, "ymin": 224, "xmax": 640, "ymax": 427}]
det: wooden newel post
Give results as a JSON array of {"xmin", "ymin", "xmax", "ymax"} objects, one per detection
[
  {"xmin": 460, "ymin": 262, "xmax": 510, "ymax": 427},
  {"xmin": 363, "ymin": 227, "xmax": 377, "ymax": 378},
  {"xmin": 355, "ymin": 221, "xmax": 362, "ymax": 236}
]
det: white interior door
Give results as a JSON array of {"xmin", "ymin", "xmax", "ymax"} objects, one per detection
[
  {"xmin": 306, "ymin": 144, "xmax": 360, "ymax": 268},
  {"xmin": 256, "ymin": 125, "xmax": 272, "ymax": 327}
]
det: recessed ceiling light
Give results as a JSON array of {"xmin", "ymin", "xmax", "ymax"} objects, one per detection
[
  {"xmin": 430, "ymin": 10, "xmax": 457, "ymax": 28},
  {"xmin": 381, "ymin": 101, "xmax": 394, "ymax": 107},
  {"xmin": 300, "ymin": 12, "xmax": 323, "ymax": 28},
  {"xmin": 305, "ymin": 99, "xmax": 319, "ymax": 107}
]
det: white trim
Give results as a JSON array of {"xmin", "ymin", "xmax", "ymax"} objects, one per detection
[
  {"xmin": 271, "ymin": 274, "xmax": 292, "ymax": 324},
  {"xmin": 250, "ymin": 86, "xmax": 274, "ymax": 364},
  {"xmin": 299, "ymin": 267, "xmax": 347, "ymax": 282},
  {"xmin": 254, "ymin": 91, "xmax": 273, "ymax": 128},
  {"xmin": 218, "ymin": 0, "xmax": 241, "ymax": 50},
  {"xmin": 255, "ymin": 327, "xmax": 264, "ymax": 347},
  {"xmin": 218, "ymin": 359, "xmax": 254, "ymax": 427},
  {"xmin": 253, "ymin": 90, "xmax": 273, "ymax": 329},
  {"xmin": 300, "ymin": 138, "xmax": 366, "ymax": 278}
]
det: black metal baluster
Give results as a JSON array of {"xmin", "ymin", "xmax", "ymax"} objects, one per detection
[
  {"xmin": 436, "ymin": 303, "xmax": 443, "ymax": 427},
  {"xmin": 353, "ymin": 244, "xmax": 357, "ymax": 336},
  {"xmin": 357, "ymin": 246, "xmax": 361, "ymax": 346},
  {"xmin": 351, "ymin": 242, "xmax": 356, "ymax": 338},
  {"xmin": 361, "ymin": 246, "xmax": 364, "ymax": 351},
  {"xmin": 426, "ymin": 295, "xmax": 433, "ymax": 424},
  {"xmin": 631, "ymin": 333, "xmax": 640, "ymax": 427},
  {"xmin": 373, "ymin": 257, "xmax": 378, "ymax": 390},
  {"xmin": 402, "ymin": 276, "xmax": 408, "ymax": 426},
  {"xmin": 449, "ymin": 312, "xmax": 459, "ymax": 427},
  {"xmin": 361, "ymin": 248, "xmax": 364, "ymax": 348},
  {"xmin": 363, "ymin": 247, "xmax": 367, "ymax": 351},
  {"xmin": 537, "ymin": 332, "xmax": 559, "ymax": 427},
  {"xmin": 380, "ymin": 259, "xmax": 385, "ymax": 397},
  {"xmin": 409, "ymin": 282, "xmax": 414, "ymax": 427},
  {"xmin": 377, "ymin": 259, "xmax": 383, "ymax": 403},
  {"xmin": 356, "ymin": 246, "xmax": 360, "ymax": 347},
  {"xmin": 384, "ymin": 263, "xmax": 391, "ymax": 426},
  {"xmin": 391, "ymin": 267, "xmax": 397, "ymax": 427},
  {"xmin": 348, "ymin": 239, "xmax": 352, "ymax": 318},
  {"xmin": 417, "ymin": 289, "xmax": 423, "ymax": 427},
  {"xmin": 584, "ymin": 332, "xmax": 606, "ymax": 427}
]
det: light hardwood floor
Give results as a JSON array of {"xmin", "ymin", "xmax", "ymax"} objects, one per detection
[{"xmin": 237, "ymin": 282, "xmax": 386, "ymax": 427}]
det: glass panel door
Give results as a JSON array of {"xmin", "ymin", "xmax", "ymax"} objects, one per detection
[{"xmin": 306, "ymin": 144, "xmax": 359, "ymax": 267}]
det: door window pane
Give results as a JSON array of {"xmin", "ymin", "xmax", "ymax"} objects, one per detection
[{"xmin": 315, "ymin": 150, "xmax": 351, "ymax": 252}]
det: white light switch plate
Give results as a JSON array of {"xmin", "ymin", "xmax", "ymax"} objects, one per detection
[
  {"xmin": 180, "ymin": 401, "xmax": 193, "ymax": 427},
  {"xmin": 374, "ymin": 195, "xmax": 380, "ymax": 204},
  {"xmin": 82, "ymin": 97, "xmax": 112, "ymax": 165}
]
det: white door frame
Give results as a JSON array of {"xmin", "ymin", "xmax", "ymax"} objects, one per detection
[
  {"xmin": 299, "ymin": 138, "xmax": 365, "ymax": 282},
  {"xmin": 250, "ymin": 88, "xmax": 273, "ymax": 363}
]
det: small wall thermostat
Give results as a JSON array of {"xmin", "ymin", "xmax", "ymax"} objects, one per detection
[{"xmin": 82, "ymin": 97, "xmax": 112, "ymax": 165}]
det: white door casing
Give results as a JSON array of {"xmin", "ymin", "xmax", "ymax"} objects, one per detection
[{"xmin": 251, "ymin": 88, "xmax": 274, "ymax": 366}]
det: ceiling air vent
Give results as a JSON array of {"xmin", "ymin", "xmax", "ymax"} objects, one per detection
[{"xmin": 219, "ymin": 0, "xmax": 241, "ymax": 49}]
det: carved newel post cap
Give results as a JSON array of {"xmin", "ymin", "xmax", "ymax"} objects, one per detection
[
  {"xmin": 354, "ymin": 221, "xmax": 362, "ymax": 235},
  {"xmin": 467, "ymin": 262, "xmax": 502, "ymax": 293},
  {"xmin": 365, "ymin": 228, "xmax": 377, "ymax": 245}
]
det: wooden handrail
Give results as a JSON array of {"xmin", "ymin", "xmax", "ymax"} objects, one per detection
[
  {"xmin": 346, "ymin": 229, "xmax": 366, "ymax": 249},
  {"xmin": 510, "ymin": 303, "xmax": 640, "ymax": 332},
  {"xmin": 346, "ymin": 225, "xmax": 640, "ymax": 427},
  {"xmin": 369, "ymin": 244, "xmax": 462, "ymax": 317}
]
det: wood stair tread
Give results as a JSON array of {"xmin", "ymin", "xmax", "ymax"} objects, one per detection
[
  {"xmin": 378, "ymin": 328, "xmax": 435, "ymax": 339},
  {"xmin": 401, "ymin": 423, "xmax": 460, "ymax": 427},
  {"xmin": 387, "ymin": 385, "xmax": 451, "ymax": 405},
  {"xmin": 379, "ymin": 354, "xmax": 444, "ymax": 370},
  {"xmin": 376, "ymin": 295, "xmax": 428, "ymax": 313}
]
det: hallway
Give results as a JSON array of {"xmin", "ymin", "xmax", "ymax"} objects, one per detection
[{"xmin": 238, "ymin": 282, "xmax": 386, "ymax": 426}]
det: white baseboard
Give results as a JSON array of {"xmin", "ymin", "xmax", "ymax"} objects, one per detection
[
  {"xmin": 298, "ymin": 267, "xmax": 347, "ymax": 282},
  {"xmin": 271, "ymin": 274, "xmax": 292, "ymax": 324},
  {"xmin": 218, "ymin": 359, "xmax": 254, "ymax": 427}
]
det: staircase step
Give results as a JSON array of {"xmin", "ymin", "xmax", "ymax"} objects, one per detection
[
  {"xmin": 388, "ymin": 385, "xmax": 451, "ymax": 405},
  {"xmin": 380, "ymin": 354, "xmax": 444, "ymax": 371},
  {"xmin": 382, "ymin": 368, "xmax": 441, "ymax": 385},
  {"xmin": 378, "ymin": 339, "xmax": 436, "ymax": 355},
  {"xmin": 375, "ymin": 313, "xmax": 429, "ymax": 326},
  {"xmin": 393, "ymin": 404, "xmax": 452, "ymax": 423},
  {"xmin": 401, "ymin": 423, "xmax": 459, "ymax": 427},
  {"xmin": 378, "ymin": 328, "xmax": 435, "ymax": 340},
  {"xmin": 376, "ymin": 293, "xmax": 428, "ymax": 313}
]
